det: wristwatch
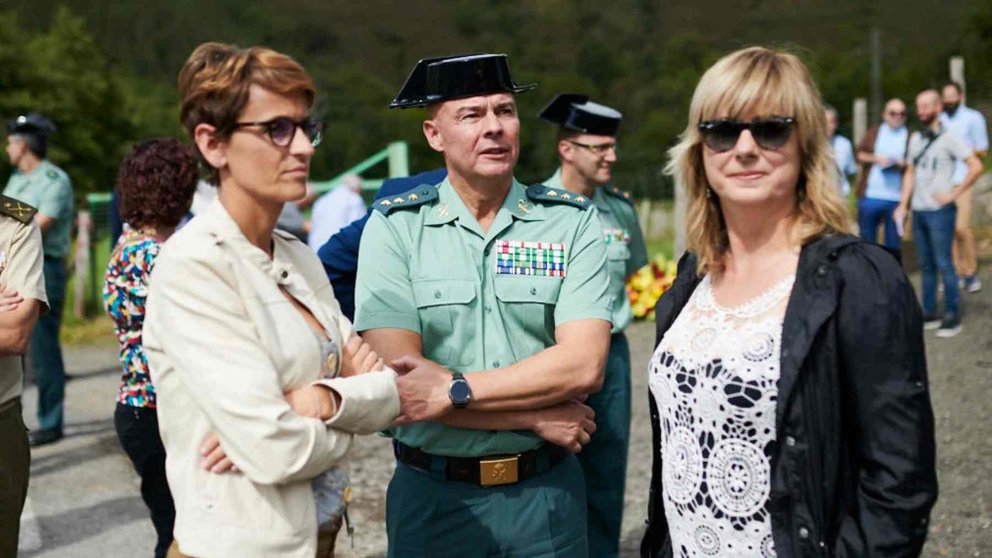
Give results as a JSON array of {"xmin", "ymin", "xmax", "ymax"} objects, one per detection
[{"xmin": 448, "ymin": 372, "xmax": 473, "ymax": 409}]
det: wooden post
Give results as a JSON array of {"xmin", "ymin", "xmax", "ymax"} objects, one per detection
[
  {"xmin": 949, "ymin": 56, "xmax": 966, "ymax": 101},
  {"xmin": 854, "ymin": 98, "xmax": 868, "ymax": 146},
  {"xmin": 73, "ymin": 210, "xmax": 91, "ymax": 319}
]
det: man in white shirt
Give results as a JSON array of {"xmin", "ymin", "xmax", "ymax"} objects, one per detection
[
  {"xmin": 825, "ymin": 105, "xmax": 856, "ymax": 197},
  {"xmin": 940, "ymin": 81, "xmax": 989, "ymax": 293},
  {"xmin": 308, "ymin": 174, "xmax": 366, "ymax": 251}
]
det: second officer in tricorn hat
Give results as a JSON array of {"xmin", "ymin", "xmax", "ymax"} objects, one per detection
[
  {"xmin": 355, "ymin": 54, "xmax": 613, "ymax": 556},
  {"xmin": 540, "ymin": 93, "xmax": 647, "ymax": 558}
]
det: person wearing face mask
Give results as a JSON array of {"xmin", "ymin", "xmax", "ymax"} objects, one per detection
[
  {"xmin": 894, "ymin": 89, "xmax": 984, "ymax": 338},
  {"xmin": 824, "ymin": 105, "xmax": 856, "ymax": 197},
  {"xmin": 855, "ymin": 98, "xmax": 910, "ymax": 252},
  {"xmin": 940, "ymin": 81, "xmax": 989, "ymax": 294},
  {"xmin": 143, "ymin": 43, "xmax": 417, "ymax": 558},
  {"xmin": 642, "ymin": 47, "xmax": 937, "ymax": 558},
  {"xmin": 539, "ymin": 93, "xmax": 647, "ymax": 558},
  {"xmin": 354, "ymin": 54, "xmax": 612, "ymax": 557}
]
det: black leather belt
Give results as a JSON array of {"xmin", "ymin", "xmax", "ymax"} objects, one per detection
[{"xmin": 393, "ymin": 440, "xmax": 568, "ymax": 487}]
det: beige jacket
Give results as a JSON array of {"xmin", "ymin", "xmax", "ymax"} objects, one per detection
[{"xmin": 144, "ymin": 200, "xmax": 399, "ymax": 558}]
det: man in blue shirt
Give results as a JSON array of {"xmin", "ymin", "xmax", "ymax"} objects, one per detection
[
  {"xmin": 825, "ymin": 105, "xmax": 857, "ymax": 197},
  {"xmin": 941, "ymin": 81, "xmax": 989, "ymax": 293},
  {"xmin": 317, "ymin": 168, "xmax": 446, "ymax": 321},
  {"xmin": 856, "ymin": 98, "xmax": 909, "ymax": 251}
]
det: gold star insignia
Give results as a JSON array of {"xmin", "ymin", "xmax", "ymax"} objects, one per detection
[
  {"xmin": 380, "ymin": 200, "xmax": 392, "ymax": 206},
  {"xmin": 623, "ymin": 192, "xmax": 630, "ymax": 199},
  {"xmin": 547, "ymin": 190, "xmax": 558, "ymax": 197},
  {"xmin": 575, "ymin": 196, "xmax": 586, "ymax": 203},
  {"xmin": 393, "ymin": 197, "xmax": 405, "ymax": 204},
  {"xmin": 408, "ymin": 193, "xmax": 419, "ymax": 201},
  {"xmin": 561, "ymin": 193, "xmax": 572, "ymax": 200}
]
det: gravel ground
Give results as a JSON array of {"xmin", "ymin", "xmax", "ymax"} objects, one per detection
[{"xmin": 17, "ymin": 261, "xmax": 992, "ymax": 557}]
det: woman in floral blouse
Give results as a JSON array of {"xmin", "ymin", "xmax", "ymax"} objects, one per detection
[{"xmin": 103, "ymin": 138, "xmax": 198, "ymax": 558}]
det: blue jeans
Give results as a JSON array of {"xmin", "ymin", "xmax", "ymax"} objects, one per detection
[
  {"xmin": 858, "ymin": 197, "xmax": 901, "ymax": 250},
  {"xmin": 912, "ymin": 206, "xmax": 958, "ymax": 318},
  {"xmin": 32, "ymin": 258, "xmax": 67, "ymax": 431}
]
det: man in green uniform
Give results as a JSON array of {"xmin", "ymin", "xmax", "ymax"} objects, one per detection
[
  {"xmin": 540, "ymin": 93, "xmax": 648, "ymax": 558},
  {"xmin": 0, "ymin": 197, "xmax": 47, "ymax": 554},
  {"xmin": 4, "ymin": 113, "xmax": 74, "ymax": 446},
  {"xmin": 354, "ymin": 54, "xmax": 613, "ymax": 557}
]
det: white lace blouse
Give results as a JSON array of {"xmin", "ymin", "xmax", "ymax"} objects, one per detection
[{"xmin": 648, "ymin": 273, "xmax": 795, "ymax": 557}]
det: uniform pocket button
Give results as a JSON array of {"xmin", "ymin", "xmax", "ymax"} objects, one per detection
[
  {"xmin": 529, "ymin": 287, "xmax": 537, "ymax": 295},
  {"xmin": 816, "ymin": 265, "xmax": 827, "ymax": 276},
  {"xmin": 785, "ymin": 436, "xmax": 797, "ymax": 447},
  {"xmin": 492, "ymin": 361, "xmax": 500, "ymax": 368},
  {"xmin": 798, "ymin": 526, "xmax": 810, "ymax": 539},
  {"xmin": 434, "ymin": 290, "xmax": 442, "ymax": 299}
]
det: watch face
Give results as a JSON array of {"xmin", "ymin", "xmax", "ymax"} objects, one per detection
[{"xmin": 450, "ymin": 379, "xmax": 472, "ymax": 404}]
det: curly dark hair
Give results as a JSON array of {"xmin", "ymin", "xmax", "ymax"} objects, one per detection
[{"xmin": 116, "ymin": 138, "xmax": 199, "ymax": 229}]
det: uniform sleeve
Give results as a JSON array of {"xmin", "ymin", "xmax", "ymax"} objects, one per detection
[
  {"xmin": 834, "ymin": 245, "xmax": 937, "ymax": 556},
  {"xmin": 36, "ymin": 176, "xmax": 72, "ymax": 220},
  {"xmin": 4, "ymin": 220, "xmax": 47, "ymax": 310},
  {"xmin": 624, "ymin": 205, "xmax": 649, "ymax": 275},
  {"xmin": 554, "ymin": 207, "xmax": 612, "ymax": 326},
  {"xmin": 145, "ymin": 246, "xmax": 357, "ymax": 486},
  {"xmin": 353, "ymin": 212, "xmax": 420, "ymax": 333}
]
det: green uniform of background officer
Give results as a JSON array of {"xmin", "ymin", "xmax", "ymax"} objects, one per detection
[
  {"xmin": 540, "ymin": 94, "xmax": 648, "ymax": 558},
  {"xmin": 4, "ymin": 113, "xmax": 74, "ymax": 447},
  {"xmin": 0, "ymin": 198, "xmax": 48, "ymax": 555},
  {"xmin": 354, "ymin": 54, "xmax": 613, "ymax": 557}
]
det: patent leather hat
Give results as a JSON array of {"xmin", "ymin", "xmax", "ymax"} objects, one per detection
[
  {"xmin": 6, "ymin": 112, "xmax": 57, "ymax": 136},
  {"xmin": 539, "ymin": 93, "xmax": 622, "ymax": 136},
  {"xmin": 389, "ymin": 53, "xmax": 537, "ymax": 109}
]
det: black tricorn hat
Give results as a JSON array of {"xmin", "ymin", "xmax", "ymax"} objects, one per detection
[
  {"xmin": 389, "ymin": 53, "xmax": 537, "ymax": 109},
  {"xmin": 539, "ymin": 93, "xmax": 622, "ymax": 136},
  {"xmin": 6, "ymin": 112, "xmax": 57, "ymax": 136}
]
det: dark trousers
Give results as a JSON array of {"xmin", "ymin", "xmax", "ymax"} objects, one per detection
[
  {"xmin": 857, "ymin": 197, "xmax": 901, "ymax": 250},
  {"xmin": 577, "ymin": 332, "xmax": 631, "ymax": 558},
  {"xmin": 115, "ymin": 404, "xmax": 175, "ymax": 558},
  {"xmin": 913, "ymin": 206, "xmax": 959, "ymax": 318},
  {"xmin": 32, "ymin": 258, "xmax": 66, "ymax": 431},
  {"xmin": 0, "ymin": 398, "xmax": 30, "ymax": 557}
]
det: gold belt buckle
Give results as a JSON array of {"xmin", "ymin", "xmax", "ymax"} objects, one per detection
[{"xmin": 479, "ymin": 455, "xmax": 520, "ymax": 487}]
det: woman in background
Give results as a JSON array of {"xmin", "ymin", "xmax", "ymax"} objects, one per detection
[
  {"xmin": 104, "ymin": 137, "xmax": 198, "ymax": 558},
  {"xmin": 642, "ymin": 47, "xmax": 937, "ymax": 557}
]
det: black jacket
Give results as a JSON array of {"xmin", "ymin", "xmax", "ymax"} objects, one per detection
[{"xmin": 641, "ymin": 235, "xmax": 938, "ymax": 558}]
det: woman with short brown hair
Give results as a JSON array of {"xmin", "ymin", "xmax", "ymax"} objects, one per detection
[
  {"xmin": 144, "ymin": 42, "xmax": 400, "ymax": 558},
  {"xmin": 642, "ymin": 47, "xmax": 937, "ymax": 557}
]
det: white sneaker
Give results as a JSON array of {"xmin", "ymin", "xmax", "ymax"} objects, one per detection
[
  {"xmin": 923, "ymin": 315, "xmax": 942, "ymax": 330},
  {"xmin": 936, "ymin": 317, "xmax": 962, "ymax": 338},
  {"xmin": 966, "ymin": 276, "xmax": 982, "ymax": 293}
]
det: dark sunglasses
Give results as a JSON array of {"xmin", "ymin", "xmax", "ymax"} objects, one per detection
[
  {"xmin": 233, "ymin": 117, "xmax": 325, "ymax": 147},
  {"xmin": 697, "ymin": 116, "xmax": 796, "ymax": 152}
]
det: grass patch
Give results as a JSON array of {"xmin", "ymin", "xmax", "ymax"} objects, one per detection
[{"xmin": 61, "ymin": 236, "xmax": 116, "ymax": 346}]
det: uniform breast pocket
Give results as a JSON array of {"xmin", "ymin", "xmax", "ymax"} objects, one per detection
[
  {"xmin": 412, "ymin": 279, "xmax": 477, "ymax": 368},
  {"xmin": 494, "ymin": 277, "xmax": 561, "ymax": 353}
]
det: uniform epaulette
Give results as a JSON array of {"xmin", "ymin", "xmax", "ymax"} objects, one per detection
[
  {"xmin": 603, "ymin": 185, "xmax": 634, "ymax": 205},
  {"xmin": 0, "ymin": 195, "xmax": 37, "ymax": 224},
  {"xmin": 372, "ymin": 184, "xmax": 439, "ymax": 215},
  {"xmin": 525, "ymin": 184, "xmax": 592, "ymax": 209}
]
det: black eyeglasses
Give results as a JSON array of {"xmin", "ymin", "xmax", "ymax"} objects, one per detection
[
  {"xmin": 697, "ymin": 117, "xmax": 796, "ymax": 152},
  {"xmin": 567, "ymin": 140, "xmax": 618, "ymax": 156},
  {"xmin": 232, "ymin": 117, "xmax": 325, "ymax": 147}
]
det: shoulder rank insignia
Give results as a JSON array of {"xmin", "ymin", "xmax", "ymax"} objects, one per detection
[
  {"xmin": 603, "ymin": 185, "xmax": 634, "ymax": 205},
  {"xmin": 47, "ymin": 170, "xmax": 59, "ymax": 180},
  {"xmin": 372, "ymin": 184, "xmax": 439, "ymax": 215},
  {"xmin": 525, "ymin": 185, "xmax": 591, "ymax": 210},
  {"xmin": 0, "ymin": 195, "xmax": 37, "ymax": 224}
]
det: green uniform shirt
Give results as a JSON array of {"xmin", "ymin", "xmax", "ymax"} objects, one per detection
[
  {"xmin": 355, "ymin": 177, "xmax": 612, "ymax": 457},
  {"xmin": 3, "ymin": 160, "xmax": 74, "ymax": 258},
  {"xmin": 544, "ymin": 168, "xmax": 648, "ymax": 332}
]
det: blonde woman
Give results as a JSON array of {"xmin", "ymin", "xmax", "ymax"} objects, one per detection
[
  {"xmin": 642, "ymin": 47, "xmax": 937, "ymax": 557},
  {"xmin": 144, "ymin": 43, "xmax": 401, "ymax": 558}
]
